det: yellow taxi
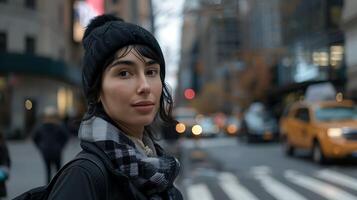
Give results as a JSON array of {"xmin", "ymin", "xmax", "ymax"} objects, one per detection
[{"xmin": 280, "ymin": 100, "xmax": 357, "ymax": 164}]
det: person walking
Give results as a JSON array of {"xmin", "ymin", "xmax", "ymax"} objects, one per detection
[
  {"xmin": 47, "ymin": 14, "xmax": 183, "ymax": 200},
  {"xmin": 32, "ymin": 106, "xmax": 69, "ymax": 183},
  {"xmin": 0, "ymin": 131, "xmax": 10, "ymax": 199}
]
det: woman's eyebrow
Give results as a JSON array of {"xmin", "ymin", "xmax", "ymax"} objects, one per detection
[
  {"xmin": 146, "ymin": 60, "xmax": 159, "ymax": 66},
  {"xmin": 109, "ymin": 60, "xmax": 135, "ymax": 68},
  {"xmin": 109, "ymin": 59, "xmax": 159, "ymax": 68}
]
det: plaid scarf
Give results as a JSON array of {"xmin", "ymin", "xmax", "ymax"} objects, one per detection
[{"xmin": 78, "ymin": 116, "xmax": 181, "ymax": 199}]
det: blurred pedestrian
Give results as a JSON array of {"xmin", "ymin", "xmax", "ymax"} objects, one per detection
[
  {"xmin": 0, "ymin": 131, "xmax": 10, "ymax": 199},
  {"xmin": 32, "ymin": 106, "xmax": 69, "ymax": 183},
  {"xmin": 47, "ymin": 14, "xmax": 183, "ymax": 200}
]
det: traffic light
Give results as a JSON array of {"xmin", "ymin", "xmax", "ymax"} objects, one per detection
[{"xmin": 184, "ymin": 88, "xmax": 195, "ymax": 100}]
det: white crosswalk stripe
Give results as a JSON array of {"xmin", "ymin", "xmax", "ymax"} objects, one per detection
[
  {"xmin": 285, "ymin": 170, "xmax": 357, "ymax": 200},
  {"xmin": 184, "ymin": 169, "xmax": 357, "ymax": 200},
  {"xmin": 187, "ymin": 183, "xmax": 214, "ymax": 200},
  {"xmin": 218, "ymin": 172, "xmax": 259, "ymax": 200},
  {"xmin": 316, "ymin": 169, "xmax": 357, "ymax": 191},
  {"xmin": 253, "ymin": 172, "xmax": 308, "ymax": 200}
]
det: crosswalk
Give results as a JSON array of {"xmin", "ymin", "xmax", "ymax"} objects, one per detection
[{"xmin": 183, "ymin": 168, "xmax": 357, "ymax": 200}]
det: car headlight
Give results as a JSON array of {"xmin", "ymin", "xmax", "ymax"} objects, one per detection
[
  {"xmin": 327, "ymin": 128, "xmax": 343, "ymax": 138},
  {"xmin": 192, "ymin": 125, "xmax": 202, "ymax": 135},
  {"xmin": 176, "ymin": 123, "xmax": 186, "ymax": 134}
]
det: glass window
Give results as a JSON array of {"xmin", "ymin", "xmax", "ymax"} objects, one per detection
[
  {"xmin": 0, "ymin": 32, "xmax": 6, "ymax": 52},
  {"xmin": 294, "ymin": 108, "xmax": 310, "ymax": 122},
  {"xmin": 315, "ymin": 106, "xmax": 357, "ymax": 121},
  {"xmin": 25, "ymin": 36, "xmax": 36, "ymax": 54}
]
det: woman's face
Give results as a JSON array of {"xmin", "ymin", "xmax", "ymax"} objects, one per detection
[{"xmin": 100, "ymin": 48, "xmax": 162, "ymax": 129}]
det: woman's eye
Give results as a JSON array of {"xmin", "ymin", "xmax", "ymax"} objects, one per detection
[
  {"xmin": 118, "ymin": 71, "xmax": 130, "ymax": 77},
  {"xmin": 146, "ymin": 69, "xmax": 159, "ymax": 76}
]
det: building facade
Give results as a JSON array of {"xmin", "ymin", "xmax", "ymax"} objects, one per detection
[
  {"xmin": 342, "ymin": 0, "xmax": 357, "ymax": 100},
  {"xmin": 0, "ymin": 0, "xmax": 156, "ymax": 138},
  {"xmin": 177, "ymin": 0, "xmax": 243, "ymax": 114},
  {"xmin": 0, "ymin": 0, "xmax": 82, "ymax": 138},
  {"xmin": 177, "ymin": 0, "xmax": 281, "ymax": 113},
  {"xmin": 272, "ymin": 0, "xmax": 346, "ymax": 108},
  {"xmin": 105, "ymin": 0, "xmax": 155, "ymax": 33}
]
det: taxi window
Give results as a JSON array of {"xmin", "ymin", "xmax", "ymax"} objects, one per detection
[
  {"xmin": 294, "ymin": 108, "xmax": 310, "ymax": 122},
  {"xmin": 315, "ymin": 106, "xmax": 357, "ymax": 121}
]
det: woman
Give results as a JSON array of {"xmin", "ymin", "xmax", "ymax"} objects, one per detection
[{"xmin": 48, "ymin": 14, "xmax": 182, "ymax": 200}]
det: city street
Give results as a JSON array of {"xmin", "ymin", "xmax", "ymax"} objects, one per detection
[
  {"xmin": 5, "ymin": 136, "xmax": 357, "ymax": 200},
  {"xmin": 6, "ymin": 137, "xmax": 81, "ymax": 200},
  {"xmin": 178, "ymin": 137, "xmax": 357, "ymax": 200},
  {"xmin": 1, "ymin": 0, "xmax": 357, "ymax": 200}
]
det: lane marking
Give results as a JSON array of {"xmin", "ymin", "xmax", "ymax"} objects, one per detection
[
  {"xmin": 285, "ymin": 170, "xmax": 357, "ymax": 200},
  {"xmin": 187, "ymin": 183, "xmax": 214, "ymax": 200},
  {"xmin": 316, "ymin": 169, "xmax": 357, "ymax": 191},
  {"xmin": 251, "ymin": 166, "xmax": 271, "ymax": 175},
  {"xmin": 251, "ymin": 168, "xmax": 307, "ymax": 200},
  {"xmin": 219, "ymin": 172, "xmax": 259, "ymax": 200}
]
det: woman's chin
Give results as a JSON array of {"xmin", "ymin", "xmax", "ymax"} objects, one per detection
[{"xmin": 135, "ymin": 117, "xmax": 155, "ymax": 127}]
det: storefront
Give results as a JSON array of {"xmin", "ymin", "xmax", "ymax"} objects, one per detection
[{"xmin": 0, "ymin": 52, "xmax": 82, "ymax": 138}]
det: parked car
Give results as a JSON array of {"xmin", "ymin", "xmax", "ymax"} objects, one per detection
[
  {"xmin": 240, "ymin": 102, "xmax": 279, "ymax": 142},
  {"xmin": 280, "ymin": 100, "xmax": 357, "ymax": 164}
]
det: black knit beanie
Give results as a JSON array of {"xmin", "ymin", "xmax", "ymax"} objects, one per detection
[{"xmin": 81, "ymin": 14, "xmax": 165, "ymax": 106}]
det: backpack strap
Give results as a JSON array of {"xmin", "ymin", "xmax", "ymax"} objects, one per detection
[
  {"xmin": 13, "ymin": 151, "xmax": 109, "ymax": 200},
  {"xmin": 74, "ymin": 151, "xmax": 109, "ymax": 199},
  {"xmin": 48, "ymin": 151, "xmax": 108, "ymax": 199}
]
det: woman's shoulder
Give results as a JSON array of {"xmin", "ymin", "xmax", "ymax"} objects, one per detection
[{"xmin": 48, "ymin": 157, "xmax": 108, "ymax": 200}]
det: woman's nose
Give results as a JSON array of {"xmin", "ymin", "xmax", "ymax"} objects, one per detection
[{"xmin": 137, "ymin": 75, "xmax": 151, "ymax": 94}]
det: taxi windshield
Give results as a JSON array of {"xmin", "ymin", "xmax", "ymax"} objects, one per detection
[{"xmin": 315, "ymin": 106, "xmax": 357, "ymax": 121}]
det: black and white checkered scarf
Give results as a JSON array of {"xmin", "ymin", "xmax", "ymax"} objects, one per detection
[{"xmin": 78, "ymin": 116, "xmax": 181, "ymax": 200}]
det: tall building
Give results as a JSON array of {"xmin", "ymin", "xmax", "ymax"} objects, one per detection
[
  {"xmin": 176, "ymin": 0, "xmax": 200, "ymax": 107},
  {"xmin": 237, "ymin": 0, "xmax": 282, "ymax": 107},
  {"xmin": 342, "ymin": 0, "xmax": 357, "ymax": 100},
  {"xmin": 177, "ymin": 0, "xmax": 242, "ymax": 113},
  {"xmin": 0, "ymin": 0, "xmax": 83, "ymax": 138},
  {"xmin": 105, "ymin": 0, "xmax": 155, "ymax": 33},
  {"xmin": 273, "ymin": 0, "xmax": 345, "ymax": 107}
]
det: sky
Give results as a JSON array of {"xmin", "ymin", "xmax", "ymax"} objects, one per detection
[{"xmin": 152, "ymin": 0, "xmax": 185, "ymax": 95}]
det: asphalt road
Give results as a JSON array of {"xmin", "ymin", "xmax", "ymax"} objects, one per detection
[
  {"xmin": 178, "ymin": 137, "xmax": 357, "ymax": 200},
  {"xmin": 5, "ymin": 136, "xmax": 357, "ymax": 200}
]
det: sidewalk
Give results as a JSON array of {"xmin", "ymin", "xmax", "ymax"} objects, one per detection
[{"xmin": 6, "ymin": 137, "xmax": 81, "ymax": 200}]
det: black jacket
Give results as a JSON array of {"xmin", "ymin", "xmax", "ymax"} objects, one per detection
[{"xmin": 48, "ymin": 141, "xmax": 183, "ymax": 200}]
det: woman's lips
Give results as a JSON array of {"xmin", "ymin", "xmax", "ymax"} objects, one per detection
[{"xmin": 132, "ymin": 104, "xmax": 155, "ymax": 113}]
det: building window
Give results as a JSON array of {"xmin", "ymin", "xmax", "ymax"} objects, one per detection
[
  {"xmin": 0, "ymin": 32, "xmax": 6, "ymax": 52},
  {"xmin": 25, "ymin": 0, "xmax": 36, "ymax": 9},
  {"xmin": 25, "ymin": 36, "xmax": 36, "ymax": 54}
]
